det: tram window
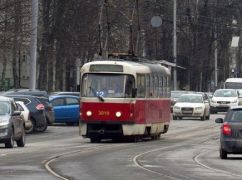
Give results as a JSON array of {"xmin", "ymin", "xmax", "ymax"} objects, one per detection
[
  {"xmin": 154, "ymin": 75, "xmax": 159, "ymax": 98},
  {"xmin": 125, "ymin": 75, "xmax": 135, "ymax": 97},
  {"xmin": 146, "ymin": 75, "xmax": 150, "ymax": 97},
  {"xmin": 163, "ymin": 77, "xmax": 167, "ymax": 97},
  {"xmin": 150, "ymin": 75, "xmax": 155, "ymax": 97},
  {"xmin": 137, "ymin": 74, "xmax": 146, "ymax": 98},
  {"xmin": 159, "ymin": 76, "xmax": 163, "ymax": 97}
]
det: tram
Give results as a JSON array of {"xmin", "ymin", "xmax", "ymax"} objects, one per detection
[{"xmin": 79, "ymin": 55, "xmax": 171, "ymax": 142}]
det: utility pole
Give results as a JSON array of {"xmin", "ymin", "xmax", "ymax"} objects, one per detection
[
  {"xmin": 173, "ymin": 0, "xmax": 177, "ymax": 90},
  {"xmin": 29, "ymin": 0, "xmax": 38, "ymax": 89}
]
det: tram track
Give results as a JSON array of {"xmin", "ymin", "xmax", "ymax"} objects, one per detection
[
  {"xmin": 132, "ymin": 123, "xmax": 224, "ymax": 180},
  {"xmin": 44, "ymin": 121, "xmax": 223, "ymax": 180},
  {"xmin": 194, "ymin": 150, "xmax": 242, "ymax": 179},
  {"xmin": 44, "ymin": 143, "xmax": 129, "ymax": 180}
]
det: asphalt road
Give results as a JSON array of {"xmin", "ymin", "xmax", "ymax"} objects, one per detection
[{"xmin": 0, "ymin": 114, "xmax": 242, "ymax": 180}]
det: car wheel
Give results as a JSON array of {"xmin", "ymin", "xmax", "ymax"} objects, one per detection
[
  {"xmin": 201, "ymin": 111, "xmax": 206, "ymax": 121},
  {"xmin": 210, "ymin": 109, "xmax": 214, "ymax": 114},
  {"xmin": 16, "ymin": 128, "xmax": 25, "ymax": 147},
  {"xmin": 25, "ymin": 118, "xmax": 35, "ymax": 134},
  {"xmin": 5, "ymin": 127, "xmax": 14, "ymax": 148},
  {"xmin": 178, "ymin": 117, "xmax": 182, "ymax": 120},
  {"xmin": 220, "ymin": 148, "xmax": 227, "ymax": 159},
  {"xmin": 90, "ymin": 137, "xmax": 101, "ymax": 143},
  {"xmin": 173, "ymin": 116, "xmax": 177, "ymax": 120},
  {"xmin": 35, "ymin": 122, "xmax": 48, "ymax": 132}
]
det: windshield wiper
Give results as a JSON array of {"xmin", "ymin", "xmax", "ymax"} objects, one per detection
[{"xmin": 89, "ymin": 86, "xmax": 104, "ymax": 102}]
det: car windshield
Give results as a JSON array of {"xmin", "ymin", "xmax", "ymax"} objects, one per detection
[
  {"xmin": 81, "ymin": 73, "xmax": 135, "ymax": 98},
  {"xmin": 0, "ymin": 102, "xmax": 10, "ymax": 115},
  {"xmin": 213, "ymin": 89, "xmax": 237, "ymax": 97},
  {"xmin": 226, "ymin": 109, "xmax": 242, "ymax": 122},
  {"xmin": 177, "ymin": 95, "xmax": 203, "ymax": 103}
]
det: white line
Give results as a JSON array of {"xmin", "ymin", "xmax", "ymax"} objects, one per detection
[{"xmin": 194, "ymin": 151, "xmax": 242, "ymax": 178}]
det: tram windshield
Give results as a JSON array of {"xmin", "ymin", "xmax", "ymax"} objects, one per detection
[{"xmin": 81, "ymin": 73, "xmax": 135, "ymax": 98}]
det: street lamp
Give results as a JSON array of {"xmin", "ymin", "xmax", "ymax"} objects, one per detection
[{"xmin": 173, "ymin": 0, "xmax": 177, "ymax": 90}]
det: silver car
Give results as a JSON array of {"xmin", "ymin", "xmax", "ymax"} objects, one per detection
[{"xmin": 0, "ymin": 96, "xmax": 25, "ymax": 148}]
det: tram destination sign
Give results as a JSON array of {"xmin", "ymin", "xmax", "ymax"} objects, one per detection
[{"xmin": 90, "ymin": 64, "xmax": 123, "ymax": 72}]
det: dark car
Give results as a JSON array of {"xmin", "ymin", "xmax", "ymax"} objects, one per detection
[
  {"xmin": 0, "ymin": 96, "xmax": 25, "ymax": 148},
  {"xmin": 3, "ymin": 89, "xmax": 55, "ymax": 126},
  {"xmin": 4, "ymin": 94, "xmax": 47, "ymax": 133},
  {"xmin": 215, "ymin": 106, "xmax": 242, "ymax": 159},
  {"xmin": 49, "ymin": 95, "xmax": 80, "ymax": 125}
]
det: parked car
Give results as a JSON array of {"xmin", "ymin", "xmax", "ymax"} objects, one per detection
[
  {"xmin": 210, "ymin": 89, "xmax": 239, "ymax": 114},
  {"xmin": 15, "ymin": 101, "xmax": 33, "ymax": 132},
  {"xmin": 49, "ymin": 95, "xmax": 80, "ymax": 125},
  {"xmin": 215, "ymin": 106, "xmax": 242, "ymax": 159},
  {"xmin": 173, "ymin": 93, "xmax": 210, "ymax": 120},
  {"xmin": 0, "ymin": 96, "xmax": 25, "ymax": 148},
  {"xmin": 3, "ymin": 90, "xmax": 55, "ymax": 126},
  {"xmin": 4, "ymin": 94, "xmax": 47, "ymax": 133}
]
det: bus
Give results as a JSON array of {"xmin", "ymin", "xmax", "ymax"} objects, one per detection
[
  {"xmin": 79, "ymin": 56, "xmax": 171, "ymax": 142},
  {"xmin": 224, "ymin": 78, "xmax": 242, "ymax": 89}
]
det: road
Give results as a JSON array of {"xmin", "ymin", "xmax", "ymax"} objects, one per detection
[{"xmin": 0, "ymin": 114, "xmax": 242, "ymax": 180}]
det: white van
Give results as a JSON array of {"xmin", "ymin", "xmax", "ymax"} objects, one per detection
[{"xmin": 210, "ymin": 89, "xmax": 239, "ymax": 114}]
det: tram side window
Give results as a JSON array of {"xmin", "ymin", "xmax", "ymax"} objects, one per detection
[
  {"xmin": 146, "ymin": 75, "xmax": 150, "ymax": 97},
  {"xmin": 137, "ymin": 74, "xmax": 146, "ymax": 98},
  {"xmin": 159, "ymin": 75, "xmax": 163, "ymax": 97},
  {"xmin": 163, "ymin": 77, "xmax": 167, "ymax": 97},
  {"xmin": 148, "ymin": 75, "xmax": 155, "ymax": 98},
  {"xmin": 167, "ymin": 77, "xmax": 171, "ymax": 97},
  {"xmin": 154, "ymin": 75, "xmax": 159, "ymax": 98}
]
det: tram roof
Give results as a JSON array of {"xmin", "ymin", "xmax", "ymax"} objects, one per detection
[{"xmin": 81, "ymin": 59, "xmax": 171, "ymax": 76}]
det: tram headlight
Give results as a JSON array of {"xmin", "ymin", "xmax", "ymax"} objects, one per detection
[
  {"xmin": 115, "ymin": 111, "xmax": 122, "ymax": 118},
  {"xmin": 86, "ymin": 111, "xmax": 92, "ymax": 117}
]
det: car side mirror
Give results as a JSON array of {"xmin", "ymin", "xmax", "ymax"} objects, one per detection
[{"xmin": 215, "ymin": 118, "xmax": 223, "ymax": 123}]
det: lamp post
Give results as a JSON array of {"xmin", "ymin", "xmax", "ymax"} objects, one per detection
[
  {"xmin": 173, "ymin": 0, "xmax": 177, "ymax": 90},
  {"xmin": 29, "ymin": 0, "xmax": 38, "ymax": 89}
]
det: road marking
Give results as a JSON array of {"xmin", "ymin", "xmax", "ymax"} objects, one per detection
[{"xmin": 194, "ymin": 150, "xmax": 242, "ymax": 178}]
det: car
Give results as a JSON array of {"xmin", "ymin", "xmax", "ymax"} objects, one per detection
[
  {"xmin": 2, "ymin": 89, "xmax": 55, "ymax": 125},
  {"xmin": 210, "ymin": 89, "xmax": 239, "ymax": 114},
  {"xmin": 215, "ymin": 106, "xmax": 242, "ymax": 159},
  {"xmin": 4, "ymin": 94, "xmax": 47, "ymax": 133},
  {"xmin": 170, "ymin": 90, "xmax": 193, "ymax": 112},
  {"xmin": 0, "ymin": 96, "xmax": 25, "ymax": 148},
  {"xmin": 15, "ymin": 101, "xmax": 32, "ymax": 132},
  {"xmin": 49, "ymin": 95, "xmax": 80, "ymax": 125},
  {"xmin": 172, "ymin": 93, "xmax": 210, "ymax": 120}
]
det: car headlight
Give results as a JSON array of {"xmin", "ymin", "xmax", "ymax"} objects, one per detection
[
  {"xmin": 173, "ymin": 106, "xmax": 180, "ymax": 110},
  {"xmin": 211, "ymin": 99, "xmax": 216, "ymax": 103},
  {"xmin": 0, "ymin": 118, "xmax": 9, "ymax": 126},
  {"xmin": 195, "ymin": 107, "xmax": 203, "ymax": 110},
  {"xmin": 232, "ymin": 99, "xmax": 238, "ymax": 103}
]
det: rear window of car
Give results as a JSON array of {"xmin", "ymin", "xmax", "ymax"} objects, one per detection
[
  {"xmin": 226, "ymin": 109, "xmax": 242, "ymax": 122},
  {"xmin": 13, "ymin": 98, "xmax": 31, "ymax": 105}
]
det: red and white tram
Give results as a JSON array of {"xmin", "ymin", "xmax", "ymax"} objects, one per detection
[{"xmin": 79, "ymin": 56, "xmax": 171, "ymax": 142}]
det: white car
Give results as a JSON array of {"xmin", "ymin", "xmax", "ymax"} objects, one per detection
[
  {"xmin": 210, "ymin": 89, "xmax": 239, "ymax": 114},
  {"xmin": 173, "ymin": 93, "xmax": 210, "ymax": 120},
  {"xmin": 16, "ymin": 101, "xmax": 32, "ymax": 132}
]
